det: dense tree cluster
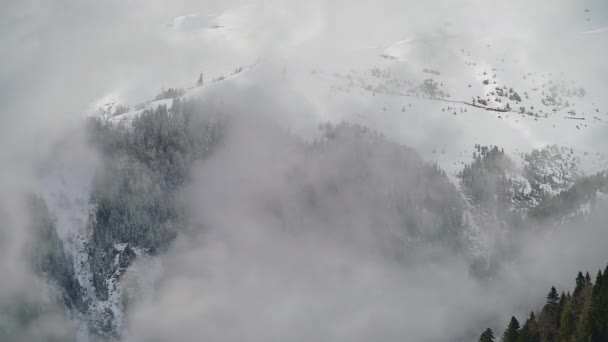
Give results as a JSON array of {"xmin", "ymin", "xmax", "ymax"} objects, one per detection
[
  {"xmin": 85, "ymin": 100, "xmax": 473, "ymax": 299},
  {"xmin": 459, "ymin": 144, "xmax": 607, "ymax": 226},
  {"xmin": 522, "ymin": 145, "xmax": 578, "ymax": 202},
  {"xmin": 78, "ymin": 96, "xmax": 477, "ymax": 337},
  {"xmin": 0, "ymin": 196, "xmax": 79, "ymax": 341},
  {"xmin": 530, "ymin": 171, "xmax": 608, "ymax": 222},
  {"xmin": 112, "ymin": 104, "xmax": 130, "ymax": 117},
  {"xmin": 312, "ymin": 123, "xmax": 467, "ymax": 250},
  {"xmin": 459, "ymin": 145, "xmax": 515, "ymax": 209},
  {"xmin": 152, "ymin": 87, "xmax": 185, "ymax": 101},
  {"xmin": 86, "ymin": 98, "xmax": 225, "ymax": 301},
  {"xmin": 481, "ymin": 264, "xmax": 608, "ymax": 341},
  {"xmin": 26, "ymin": 195, "xmax": 81, "ymax": 310}
]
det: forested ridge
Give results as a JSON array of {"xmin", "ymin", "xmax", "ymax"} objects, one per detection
[
  {"xmin": 14, "ymin": 96, "xmax": 608, "ymax": 340},
  {"xmin": 480, "ymin": 265, "xmax": 608, "ymax": 342},
  {"xmin": 71, "ymin": 98, "xmax": 473, "ymax": 337}
]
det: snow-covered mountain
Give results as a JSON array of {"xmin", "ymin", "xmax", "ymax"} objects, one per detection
[
  {"xmin": 16, "ymin": 2, "xmax": 608, "ymax": 341},
  {"xmin": 55, "ymin": 57, "xmax": 608, "ymax": 338}
]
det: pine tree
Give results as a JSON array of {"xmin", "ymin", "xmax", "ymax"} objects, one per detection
[
  {"xmin": 585, "ymin": 272, "xmax": 592, "ymax": 287},
  {"xmin": 485, "ymin": 265, "xmax": 608, "ymax": 342},
  {"xmin": 539, "ymin": 286, "xmax": 560, "ymax": 341},
  {"xmin": 502, "ymin": 316, "xmax": 520, "ymax": 342},
  {"xmin": 558, "ymin": 302, "xmax": 574, "ymax": 341},
  {"xmin": 479, "ymin": 328, "xmax": 495, "ymax": 342},
  {"xmin": 558, "ymin": 291, "xmax": 567, "ymax": 316},
  {"xmin": 518, "ymin": 312, "xmax": 540, "ymax": 342},
  {"xmin": 590, "ymin": 267, "xmax": 608, "ymax": 340},
  {"xmin": 545, "ymin": 286, "xmax": 560, "ymax": 323},
  {"xmin": 546, "ymin": 287, "xmax": 559, "ymax": 310},
  {"xmin": 577, "ymin": 297, "xmax": 594, "ymax": 341},
  {"xmin": 575, "ymin": 272, "xmax": 586, "ymax": 292},
  {"xmin": 197, "ymin": 72, "xmax": 204, "ymax": 86}
]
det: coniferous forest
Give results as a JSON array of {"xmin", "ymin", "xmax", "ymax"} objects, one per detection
[{"xmin": 480, "ymin": 265, "xmax": 608, "ymax": 342}]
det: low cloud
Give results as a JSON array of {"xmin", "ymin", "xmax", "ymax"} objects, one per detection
[{"xmin": 1, "ymin": 1, "xmax": 607, "ymax": 341}]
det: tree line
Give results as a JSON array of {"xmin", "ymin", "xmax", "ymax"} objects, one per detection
[{"xmin": 480, "ymin": 264, "xmax": 608, "ymax": 341}]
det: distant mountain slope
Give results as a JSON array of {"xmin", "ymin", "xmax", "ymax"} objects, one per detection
[
  {"xmin": 41, "ymin": 94, "xmax": 477, "ymax": 338},
  {"xmin": 38, "ymin": 86, "xmax": 608, "ymax": 338}
]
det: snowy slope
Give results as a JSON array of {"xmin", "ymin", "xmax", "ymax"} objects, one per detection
[
  {"xmin": 98, "ymin": 1, "xmax": 608, "ymax": 181},
  {"xmin": 104, "ymin": 26, "xmax": 608, "ymax": 180},
  {"xmin": 64, "ymin": 3, "xmax": 608, "ymax": 339},
  {"xmin": 107, "ymin": 63, "xmax": 256, "ymax": 127}
]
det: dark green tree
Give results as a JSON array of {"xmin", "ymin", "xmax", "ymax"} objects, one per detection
[
  {"xmin": 484, "ymin": 265, "xmax": 608, "ymax": 342},
  {"xmin": 558, "ymin": 291, "xmax": 567, "ymax": 317},
  {"xmin": 518, "ymin": 312, "xmax": 540, "ymax": 342},
  {"xmin": 538, "ymin": 286, "xmax": 560, "ymax": 341},
  {"xmin": 577, "ymin": 298, "xmax": 594, "ymax": 341},
  {"xmin": 558, "ymin": 302, "xmax": 575, "ymax": 341},
  {"xmin": 546, "ymin": 287, "xmax": 560, "ymax": 313},
  {"xmin": 575, "ymin": 271, "xmax": 586, "ymax": 292},
  {"xmin": 502, "ymin": 316, "xmax": 520, "ymax": 342},
  {"xmin": 479, "ymin": 328, "xmax": 495, "ymax": 342}
]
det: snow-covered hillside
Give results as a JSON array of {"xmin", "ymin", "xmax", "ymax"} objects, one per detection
[{"xmin": 23, "ymin": 2, "xmax": 608, "ymax": 340}]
